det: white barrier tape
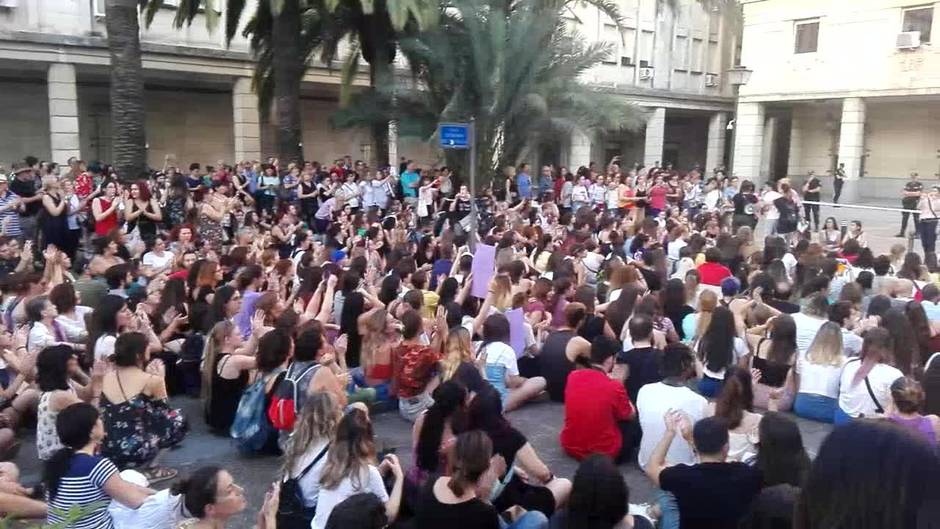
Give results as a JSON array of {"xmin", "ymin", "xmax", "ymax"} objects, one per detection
[{"xmin": 800, "ymin": 200, "xmax": 920, "ymax": 214}]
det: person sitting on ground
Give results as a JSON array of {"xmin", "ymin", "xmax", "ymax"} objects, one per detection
[
  {"xmin": 173, "ymin": 465, "xmax": 279, "ymax": 529},
  {"xmin": 42, "ymin": 402, "xmax": 155, "ymax": 528},
  {"xmin": 560, "ymin": 336, "xmax": 635, "ymax": 462},
  {"xmin": 745, "ymin": 313, "xmax": 797, "ymax": 410},
  {"xmin": 409, "ymin": 381, "xmax": 468, "ymax": 494},
  {"xmin": 0, "ymin": 462, "xmax": 46, "ymax": 520},
  {"xmin": 202, "ymin": 319, "xmax": 261, "ymax": 435},
  {"xmin": 696, "ymin": 248, "xmax": 732, "ymax": 287},
  {"xmin": 836, "ymin": 327, "xmax": 904, "ymax": 424},
  {"xmin": 636, "ymin": 344, "xmax": 708, "ymax": 472},
  {"xmin": 645, "ymin": 414, "xmax": 762, "ymax": 529},
  {"xmin": 392, "ymin": 309, "xmax": 446, "ymax": 422},
  {"xmin": 324, "ymin": 493, "xmax": 388, "ymax": 529},
  {"xmin": 35, "ymin": 345, "xmax": 103, "ymax": 462},
  {"xmin": 477, "ymin": 314, "xmax": 547, "ymax": 412},
  {"xmin": 414, "ymin": 430, "xmax": 549, "ymax": 529},
  {"xmin": 99, "ymin": 332, "xmax": 187, "ymax": 483},
  {"xmin": 695, "ymin": 306, "xmax": 747, "ymax": 398},
  {"xmin": 548, "ymin": 454, "xmax": 654, "ymax": 529},
  {"xmin": 540, "ymin": 302, "xmax": 591, "ymax": 402},
  {"xmin": 887, "ymin": 376, "xmax": 940, "ymax": 446},
  {"xmin": 708, "ymin": 366, "xmax": 762, "ymax": 462},
  {"xmin": 792, "ymin": 322, "xmax": 846, "ymax": 423}
]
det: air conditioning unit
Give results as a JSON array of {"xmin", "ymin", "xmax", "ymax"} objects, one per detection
[
  {"xmin": 639, "ymin": 67, "xmax": 654, "ymax": 80},
  {"xmin": 705, "ymin": 73, "xmax": 719, "ymax": 87},
  {"xmin": 896, "ymin": 31, "xmax": 921, "ymax": 49},
  {"xmin": 0, "ymin": 0, "xmax": 17, "ymax": 8}
]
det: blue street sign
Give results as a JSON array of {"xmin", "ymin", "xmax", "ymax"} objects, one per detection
[{"xmin": 439, "ymin": 123, "xmax": 471, "ymax": 149}]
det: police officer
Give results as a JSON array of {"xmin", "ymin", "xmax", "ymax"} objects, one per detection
[{"xmin": 898, "ymin": 172, "xmax": 923, "ymax": 237}]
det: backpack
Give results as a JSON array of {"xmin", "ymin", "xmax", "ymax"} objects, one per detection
[
  {"xmin": 231, "ymin": 368, "xmax": 286, "ymax": 453},
  {"xmin": 267, "ymin": 363, "xmax": 319, "ymax": 431},
  {"xmin": 276, "ymin": 443, "xmax": 329, "ymax": 529},
  {"xmin": 177, "ymin": 333, "xmax": 205, "ymax": 397}
]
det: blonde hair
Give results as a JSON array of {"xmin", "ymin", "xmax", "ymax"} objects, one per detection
[
  {"xmin": 805, "ymin": 321, "xmax": 845, "ymax": 367},
  {"xmin": 201, "ymin": 320, "xmax": 235, "ymax": 405},
  {"xmin": 319, "ymin": 409, "xmax": 376, "ymax": 490},
  {"xmin": 282, "ymin": 392, "xmax": 341, "ymax": 475},
  {"xmin": 694, "ymin": 290, "xmax": 719, "ymax": 341},
  {"xmin": 491, "ymin": 275, "xmax": 513, "ymax": 311},
  {"xmin": 441, "ymin": 327, "xmax": 473, "ymax": 382}
]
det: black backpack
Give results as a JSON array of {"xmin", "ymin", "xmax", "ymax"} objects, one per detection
[{"xmin": 276, "ymin": 443, "xmax": 329, "ymax": 529}]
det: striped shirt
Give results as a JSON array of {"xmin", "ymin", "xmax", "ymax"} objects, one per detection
[
  {"xmin": 0, "ymin": 190, "xmax": 21, "ymax": 237},
  {"xmin": 47, "ymin": 453, "xmax": 118, "ymax": 529}
]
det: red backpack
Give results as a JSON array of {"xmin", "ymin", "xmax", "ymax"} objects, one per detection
[{"xmin": 267, "ymin": 363, "xmax": 319, "ymax": 431}]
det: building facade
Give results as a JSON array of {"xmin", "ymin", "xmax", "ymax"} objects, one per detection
[
  {"xmin": 733, "ymin": 0, "xmax": 940, "ymax": 201},
  {"xmin": 558, "ymin": 0, "xmax": 738, "ymax": 173},
  {"xmin": 0, "ymin": 0, "xmax": 738, "ymax": 173}
]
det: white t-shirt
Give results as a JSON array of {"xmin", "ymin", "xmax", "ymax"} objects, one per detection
[
  {"xmin": 311, "ymin": 465, "xmax": 389, "ymax": 529},
  {"xmin": 796, "ymin": 354, "xmax": 847, "ymax": 399},
  {"xmin": 27, "ymin": 321, "xmax": 56, "ymax": 354},
  {"xmin": 55, "ymin": 306, "xmax": 93, "ymax": 343},
  {"xmin": 142, "ymin": 250, "xmax": 174, "ymax": 270},
  {"xmin": 791, "ymin": 312, "xmax": 826, "ymax": 355},
  {"xmin": 480, "ymin": 342, "xmax": 519, "ymax": 376},
  {"xmin": 637, "ymin": 382, "xmax": 708, "ymax": 470},
  {"xmin": 94, "ymin": 334, "xmax": 116, "ymax": 362},
  {"xmin": 762, "ymin": 190, "xmax": 782, "ymax": 220},
  {"xmin": 291, "ymin": 439, "xmax": 329, "ymax": 509},
  {"xmin": 841, "ymin": 330, "xmax": 863, "ymax": 357},
  {"xmin": 838, "ymin": 359, "xmax": 903, "ymax": 418}
]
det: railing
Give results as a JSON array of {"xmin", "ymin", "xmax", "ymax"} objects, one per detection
[{"xmin": 800, "ymin": 200, "xmax": 920, "ymax": 214}]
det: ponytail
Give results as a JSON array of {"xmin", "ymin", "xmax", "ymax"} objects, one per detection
[
  {"xmin": 171, "ymin": 466, "xmax": 222, "ymax": 520},
  {"xmin": 42, "ymin": 402, "xmax": 99, "ymax": 500},
  {"xmin": 416, "ymin": 382, "xmax": 466, "ymax": 472},
  {"xmin": 446, "ymin": 431, "xmax": 492, "ymax": 498},
  {"xmin": 43, "ymin": 447, "xmax": 75, "ymax": 500}
]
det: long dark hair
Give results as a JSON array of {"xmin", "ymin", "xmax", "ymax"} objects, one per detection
[
  {"xmin": 660, "ymin": 278, "xmax": 687, "ymax": 315},
  {"xmin": 606, "ymin": 284, "xmax": 641, "ymax": 338},
  {"xmin": 767, "ymin": 313, "xmax": 797, "ymax": 365},
  {"xmin": 566, "ymin": 454, "xmax": 629, "ymax": 529},
  {"xmin": 756, "ymin": 412, "xmax": 810, "ymax": 488},
  {"xmin": 37, "ymin": 345, "xmax": 76, "ymax": 392},
  {"xmin": 339, "ymin": 291, "xmax": 365, "ymax": 367},
  {"xmin": 416, "ymin": 381, "xmax": 467, "ymax": 473},
  {"xmin": 43, "ymin": 403, "xmax": 99, "ymax": 499},
  {"xmin": 466, "ymin": 386, "xmax": 512, "ymax": 436},
  {"xmin": 698, "ymin": 305, "xmax": 736, "ymax": 372},
  {"xmin": 794, "ymin": 420, "xmax": 940, "ymax": 529},
  {"xmin": 478, "ymin": 314, "xmax": 511, "ymax": 357},
  {"xmin": 86, "ymin": 294, "xmax": 126, "ymax": 364},
  {"xmin": 207, "ymin": 285, "xmax": 238, "ymax": 330},
  {"xmin": 156, "ymin": 277, "xmax": 188, "ymax": 318},
  {"xmin": 171, "ymin": 466, "xmax": 221, "ymax": 519},
  {"xmin": 880, "ymin": 309, "xmax": 918, "ymax": 375},
  {"xmin": 904, "ymin": 301, "xmax": 932, "ymax": 374},
  {"xmin": 714, "ymin": 366, "xmax": 754, "ymax": 429}
]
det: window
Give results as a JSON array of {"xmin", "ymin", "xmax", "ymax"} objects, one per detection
[
  {"xmin": 620, "ymin": 57, "xmax": 633, "ymax": 67},
  {"xmin": 794, "ymin": 19, "xmax": 819, "ymax": 53},
  {"xmin": 602, "ymin": 24, "xmax": 619, "ymax": 64},
  {"xmin": 902, "ymin": 6, "xmax": 933, "ymax": 43}
]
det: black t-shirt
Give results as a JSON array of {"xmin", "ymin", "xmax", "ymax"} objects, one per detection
[
  {"xmin": 903, "ymin": 180, "xmax": 923, "ymax": 208},
  {"xmin": 487, "ymin": 426, "xmax": 527, "ymax": 472},
  {"xmin": 8, "ymin": 176, "xmax": 39, "ymax": 216},
  {"xmin": 454, "ymin": 197, "xmax": 472, "ymax": 220},
  {"xmin": 414, "ymin": 478, "xmax": 500, "ymax": 529},
  {"xmin": 660, "ymin": 462, "xmax": 763, "ymax": 529},
  {"xmin": 733, "ymin": 193, "xmax": 758, "ymax": 216},
  {"xmin": 617, "ymin": 346, "xmax": 663, "ymax": 403},
  {"xmin": 541, "ymin": 330, "xmax": 575, "ymax": 402},
  {"xmin": 804, "ymin": 177, "xmax": 821, "ymax": 201},
  {"xmin": 637, "ymin": 266, "xmax": 662, "ymax": 292}
]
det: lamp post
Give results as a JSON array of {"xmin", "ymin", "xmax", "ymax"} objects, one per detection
[{"xmin": 727, "ymin": 65, "xmax": 753, "ymax": 177}]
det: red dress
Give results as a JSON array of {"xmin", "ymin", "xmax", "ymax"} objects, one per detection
[{"xmin": 94, "ymin": 197, "xmax": 118, "ymax": 236}]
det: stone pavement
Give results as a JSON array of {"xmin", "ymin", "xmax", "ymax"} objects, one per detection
[{"xmin": 11, "ymin": 396, "xmax": 833, "ymax": 528}]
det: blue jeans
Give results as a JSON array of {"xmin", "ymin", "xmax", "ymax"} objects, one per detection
[
  {"xmin": 656, "ymin": 491, "xmax": 680, "ymax": 529},
  {"xmin": 697, "ymin": 375, "xmax": 723, "ymax": 398},
  {"xmin": 920, "ymin": 219, "xmax": 938, "ymax": 254},
  {"xmin": 793, "ymin": 393, "xmax": 837, "ymax": 423},
  {"xmin": 833, "ymin": 406, "xmax": 854, "ymax": 425},
  {"xmin": 500, "ymin": 510, "xmax": 548, "ymax": 529}
]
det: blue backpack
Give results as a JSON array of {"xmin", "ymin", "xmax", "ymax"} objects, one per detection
[{"xmin": 231, "ymin": 368, "xmax": 286, "ymax": 453}]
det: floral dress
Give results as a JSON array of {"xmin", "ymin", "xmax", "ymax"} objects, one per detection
[
  {"xmin": 100, "ymin": 379, "xmax": 187, "ymax": 469},
  {"xmin": 199, "ymin": 204, "xmax": 225, "ymax": 252}
]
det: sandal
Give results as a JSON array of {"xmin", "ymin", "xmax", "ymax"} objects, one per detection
[{"xmin": 143, "ymin": 466, "xmax": 178, "ymax": 486}]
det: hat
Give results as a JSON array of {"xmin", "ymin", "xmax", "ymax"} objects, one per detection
[
  {"xmin": 11, "ymin": 162, "xmax": 31, "ymax": 175},
  {"xmin": 0, "ymin": 174, "xmax": 7, "ymax": 183},
  {"xmin": 331, "ymin": 249, "xmax": 347, "ymax": 263},
  {"xmin": 721, "ymin": 276, "xmax": 741, "ymax": 297}
]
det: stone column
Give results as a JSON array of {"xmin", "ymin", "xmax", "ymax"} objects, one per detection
[
  {"xmin": 836, "ymin": 97, "xmax": 866, "ymax": 202},
  {"xmin": 643, "ymin": 107, "xmax": 666, "ymax": 168},
  {"xmin": 787, "ymin": 110, "xmax": 803, "ymax": 178},
  {"xmin": 705, "ymin": 112, "xmax": 727, "ymax": 174},
  {"xmin": 731, "ymin": 101, "xmax": 765, "ymax": 181},
  {"xmin": 48, "ymin": 63, "xmax": 81, "ymax": 165},
  {"xmin": 569, "ymin": 128, "xmax": 592, "ymax": 170},
  {"xmin": 232, "ymin": 77, "xmax": 262, "ymax": 162},
  {"xmin": 759, "ymin": 116, "xmax": 777, "ymax": 178}
]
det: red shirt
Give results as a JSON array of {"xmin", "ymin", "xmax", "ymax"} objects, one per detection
[
  {"xmin": 649, "ymin": 185, "xmax": 668, "ymax": 210},
  {"xmin": 560, "ymin": 368, "xmax": 634, "ymax": 460},
  {"xmin": 697, "ymin": 261, "xmax": 732, "ymax": 286},
  {"xmin": 392, "ymin": 342, "xmax": 441, "ymax": 398}
]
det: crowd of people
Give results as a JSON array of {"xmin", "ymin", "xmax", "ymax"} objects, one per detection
[{"xmin": 0, "ymin": 153, "xmax": 937, "ymax": 529}]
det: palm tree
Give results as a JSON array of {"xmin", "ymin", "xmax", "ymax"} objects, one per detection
[
  {"xmin": 331, "ymin": 0, "xmax": 645, "ymax": 187},
  {"xmin": 105, "ymin": 0, "xmax": 148, "ymax": 180}
]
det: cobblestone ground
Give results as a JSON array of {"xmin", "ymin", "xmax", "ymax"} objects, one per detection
[{"xmin": 11, "ymin": 395, "xmax": 833, "ymax": 528}]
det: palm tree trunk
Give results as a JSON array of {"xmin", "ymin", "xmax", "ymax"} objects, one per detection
[
  {"xmin": 367, "ymin": 15, "xmax": 393, "ymax": 169},
  {"xmin": 105, "ymin": 0, "xmax": 147, "ymax": 181},
  {"xmin": 272, "ymin": 0, "xmax": 304, "ymax": 166}
]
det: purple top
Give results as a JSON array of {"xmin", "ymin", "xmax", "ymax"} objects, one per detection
[
  {"xmin": 889, "ymin": 414, "xmax": 938, "ymax": 446},
  {"xmin": 235, "ymin": 290, "xmax": 262, "ymax": 339}
]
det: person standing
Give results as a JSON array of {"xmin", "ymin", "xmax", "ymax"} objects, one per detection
[
  {"xmin": 802, "ymin": 171, "xmax": 821, "ymax": 231},
  {"xmin": 918, "ymin": 185, "xmax": 940, "ymax": 256},
  {"xmin": 832, "ymin": 163, "xmax": 846, "ymax": 203},
  {"xmin": 8, "ymin": 163, "xmax": 42, "ymax": 245},
  {"xmin": 898, "ymin": 172, "xmax": 923, "ymax": 237},
  {"xmin": 516, "ymin": 163, "xmax": 533, "ymax": 201}
]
